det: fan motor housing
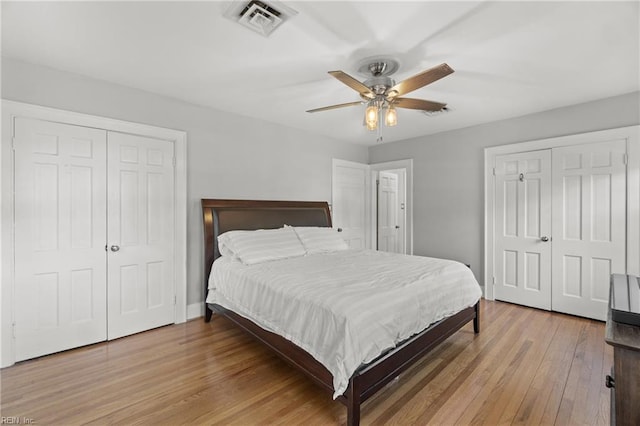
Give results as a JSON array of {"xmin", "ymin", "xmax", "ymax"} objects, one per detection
[
  {"xmin": 356, "ymin": 57, "xmax": 400, "ymax": 77},
  {"xmin": 363, "ymin": 76, "xmax": 395, "ymax": 95}
]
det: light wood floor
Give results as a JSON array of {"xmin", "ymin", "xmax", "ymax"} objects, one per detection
[{"xmin": 1, "ymin": 300, "xmax": 612, "ymax": 425}]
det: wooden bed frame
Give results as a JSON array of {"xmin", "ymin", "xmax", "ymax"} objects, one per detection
[{"xmin": 201, "ymin": 198, "xmax": 479, "ymax": 425}]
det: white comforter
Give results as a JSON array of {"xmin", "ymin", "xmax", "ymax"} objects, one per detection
[{"xmin": 206, "ymin": 249, "xmax": 482, "ymax": 398}]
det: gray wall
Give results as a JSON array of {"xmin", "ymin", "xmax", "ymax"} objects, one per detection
[
  {"xmin": 4, "ymin": 57, "xmax": 639, "ymax": 305},
  {"xmin": 369, "ymin": 91, "xmax": 640, "ymax": 286},
  {"xmin": 2, "ymin": 58, "xmax": 369, "ymax": 308}
]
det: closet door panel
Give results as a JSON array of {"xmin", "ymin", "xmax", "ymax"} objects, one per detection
[
  {"xmin": 13, "ymin": 118, "xmax": 107, "ymax": 361},
  {"xmin": 107, "ymin": 132, "xmax": 175, "ymax": 339},
  {"xmin": 494, "ymin": 150, "xmax": 552, "ymax": 310},
  {"xmin": 551, "ymin": 139, "xmax": 627, "ymax": 320}
]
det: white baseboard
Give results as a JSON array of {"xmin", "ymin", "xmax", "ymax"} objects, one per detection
[{"xmin": 187, "ymin": 303, "xmax": 204, "ymax": 320}]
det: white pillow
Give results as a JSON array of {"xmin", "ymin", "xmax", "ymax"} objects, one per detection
[
  {"xmin": 217, "ymin": 227, "xmax": 306, "ymax": 265},
  {"xmin": 292, "ymin": 226, "xmax": 349, "ymax": 254},
  {"xmin": 217, "ymin": 238, "xmax": 237, "ymax": 258}
]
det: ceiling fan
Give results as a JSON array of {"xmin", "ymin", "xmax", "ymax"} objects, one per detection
[{"xmin": 307, "ymin": 58, "xmax": 453, "ymax": 138}]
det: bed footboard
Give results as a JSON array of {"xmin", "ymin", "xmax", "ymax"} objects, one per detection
[
  {"xmin": 210, "ymin": 301, "xmax": 480, "ymax": 426},
  {"xmin": 343, "ymin": 301, "xmax": 479, "ymax": 425}
]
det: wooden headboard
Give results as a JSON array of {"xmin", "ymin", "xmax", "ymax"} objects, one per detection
[{"xmin": 201, "ymin": 199, "xmax": 332, "ymax": 319}]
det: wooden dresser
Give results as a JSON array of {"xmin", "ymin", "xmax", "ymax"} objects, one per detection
[{"xmin": 605, "ymin": 274, "xmax": 640, "ymax": 425}]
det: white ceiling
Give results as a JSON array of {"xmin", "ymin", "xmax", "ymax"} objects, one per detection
[{"xmin": 2, "ymin": 1, "xmax": 639, "ymax": 145}]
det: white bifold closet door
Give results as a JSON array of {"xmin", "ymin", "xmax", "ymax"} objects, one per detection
[
  {"xmin": 494, "ymin": 139, "xmax": 626, "ymax": 321},
  {"xmin": 13, "ymin": 118, "xmax": 175, "ymax": 361}
]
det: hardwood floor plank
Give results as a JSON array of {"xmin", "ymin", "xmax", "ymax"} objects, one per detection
[
  {"xmin": 369, "ymin": 299, "xmax": 520, "ymax": 424},
  {"xmin": 1, "ymin": 300, "xmax": 612, "ymax": 425},
  {"xmin": 555, "ymin": 319, "xmax": 611, "ymax": 426},
  {"xmin": 511, "ymin": 314, "xmax": 584, "ymax": 425},
  {"xmin": 447, "ymin": 308, "xmax": 553, "ymax": 426}
]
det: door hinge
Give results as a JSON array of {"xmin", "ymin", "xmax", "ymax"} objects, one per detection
[
  {"xmin": 11, "ymin": 137, "xmax": 16, "ymax": 151},
  {"xmin": 12, "ymin": 322, "xmax": 16, "ymax": 338},
  {"xmin": 173, "ymin": 295, "xmax": 177, "ymax": 305},
  {"xmin": 172, "ymin": 156, "xmax": 176, "ymax": 167},
  {"xmin": 492, "ymin": 167, "xmax": 496, "ymax": 176},
  {"xmin": 492, "ymin": 276, "xmax": 496, "ymax": 286},
  {"xmin": 623, "ymin": 153, "xmax": 628, "ymax": 165}
]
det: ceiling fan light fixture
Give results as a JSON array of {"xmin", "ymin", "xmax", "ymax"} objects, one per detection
[
  {"xmin": 365, "ymin": 102, "xmax": 378, "ymax": 131},
  {"xmin": 385, "ymin": 105, "xmax": 397, "ymax": 127}
]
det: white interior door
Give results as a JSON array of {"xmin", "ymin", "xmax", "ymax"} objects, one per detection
[
  {"xmin": 551, "ymin": 140, "xmax": 626, "ymax": 320},
  {"xmin": 378, "ymin": 171, "xmax": 400, "ymax": 253},
  {"xmin": 332, "ymin": 159, "xmax": 369, "ymax": 249},
  {"xmin": 396, "ymin": 169, "xmax": 407, "ymax": 254},
  {"xmin": 107, "ymin": 132, "xmax": 175, "ymax": 339},
  {"xmin": 13, "ymin": 118, "xmax": 108, "ymax": 361},
  {"xmin": 494, "ymin": 150, "xmax": 552, "ymax": 310}
]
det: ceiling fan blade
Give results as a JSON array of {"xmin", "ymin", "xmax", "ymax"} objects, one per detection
[
  {"xmin": 393, "ymin": 98, "xmax": 447, "ymax": 111},
  {"xmin": 387, "ymin": 63, "xmax": 454, "ymax": 98},
  {"xmin": 306, "ymin": 101, "xmax": 363, "ymax": 113},
  {"xmin": 328, "ymin": 71, "xmax": 374, "ymax": 99}
]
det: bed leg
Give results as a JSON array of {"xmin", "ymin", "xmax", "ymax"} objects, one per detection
[
  {"xmin": 473, "ymin": 302, "xmax": 480, "ymax": 334},
  {"xmin": 346, "ymin": 378, "xmax": 361, "ymax": 426},
  {"xmin": 205, "ymin": 305, "xmax": 213, "ymax": 323}
]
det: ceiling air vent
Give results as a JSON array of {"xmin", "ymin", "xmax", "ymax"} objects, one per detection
[{"xmin": 223, "ymin": 0, "xmax": 298, "ymax": 37}]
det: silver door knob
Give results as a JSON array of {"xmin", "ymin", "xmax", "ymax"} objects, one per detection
[
  {"xmin": 110, "ymin": 245, "xmax": 120, "ymax": 252},
  {"xmin": 540, "ymin": 236, "xmax": 549, "ymax": 242}
]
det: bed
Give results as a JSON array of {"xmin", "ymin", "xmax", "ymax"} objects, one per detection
[{"xmin": 202, "ymin": 198, "xmax": 481, "ymax": 425}]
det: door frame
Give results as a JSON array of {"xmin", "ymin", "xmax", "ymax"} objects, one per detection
[
  {"xmin": 484, "ymin": 125, "xmax": 640, "ymax": 301},
  {"xmin": 1, "ymin": 100, "xmax": 188, "ymax": 367}
]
